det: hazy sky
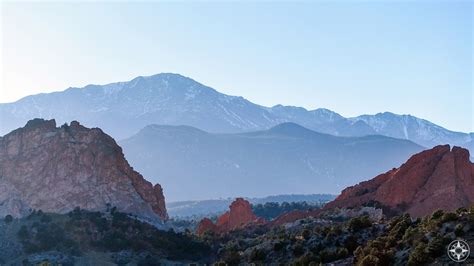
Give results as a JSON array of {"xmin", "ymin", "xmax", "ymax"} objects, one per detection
[{"xmin": 1, "ymin": 1, "xmax": 472, "ymax": 132}]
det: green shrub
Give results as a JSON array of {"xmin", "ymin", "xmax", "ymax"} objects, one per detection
[
  {"xmin": 456, "ymin": 207, "xmax": 467, "ymax": 215},
  {"xmin": 273, "ymin": 241, "xmax": 286, "ymax": 252},
  {"xmin": 222, "ymin": 250, "xmax": 241, "ymax": 265},
  {"xmin": 252, "ymin": 201, "xmax": 320, "ymax": 221},
  {"xmin": 426, "ymin": 235, "xmax": 444, "ymax": 257},
  {"xmin": 319, "ymin": 248, "xmax": 337, "ymax": 263},
  {"xmin": 387, "ymin": 214, "xmax": 411, "ymax": 239},
  {"xmin": 354, "ymin": 239, "xmax": 395, "ymax": 265},
  {"xmin": 40, "ymin": 214, "xmax": 52, "ymax": 223},
  {"xmin": 250, "ymin": 249, "xmax": 266, "ymax": 262},
  {"xmin": 441, "ymin": 212, "xmax": 458, "ymax": 223},
  {"xmin": 36, "ymin": 223, "xmax": 66, "ymax": 250},
  {"xmin": 431, "ymin": 210, "xmax": 444, "ymax": 221},
  {"xmin": 137, "ymin": 255, "xmax": 160, "ymax": 266},
  {"xmin": 402, "ymin": 226, "xmax": 425, "ymax": 246},
  {"xmin": 292, "ymin": 243, "xmax": 305, "ymax": 256},
  {"xmin": 358, "ymin": 254, "xmax": 380, "ymax": 266},
  {"xmin": 4, "ymin": 215, "xmax": 13, "ymax": 224},
  {"xmin": 348, "ymin": 216, "xmax": 372, "ymax": 232},
  {"xmin": 407, "ymin": 242, "xmax": 431, "ymax": 266},
  {"xmin": 302, "ymin": 228, "xmax": 311, "ymax": 240},
  {"xmin": 454, "ymin": 224, "xmax": 464, "ymax": 236},
  {"xmin": 293, "ymin": 251, "xmax": 319, "ymax": 265},
  {"xmin": 69, "ymin": 207, "xmax": 82, "ymax": 220},
  {"xmin": 17, "ymin": 225, "xmax": 29, "ymax": 240},
  {"xmin": 344, "ymin": 235, "xmax": 359, "ymax": 253},
  {"xmin": 319, "ymin": 248, "xmax": 349, "ymax": 263},
  {"xmin": 336, "ymin": 247, "xmax": 349, "ymax": 258}
]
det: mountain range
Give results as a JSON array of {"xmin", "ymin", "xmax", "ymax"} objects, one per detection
[
  {"xmin": 119, "ymin": 122, "xmax": 423, "ymax": 201},
  {"xmin": 1, "ymin": 73, "xmax": 472, "ymax": 152},
  {"xmin": 0, "ymin": 75, "xmax": 473, "ymax": 264}
]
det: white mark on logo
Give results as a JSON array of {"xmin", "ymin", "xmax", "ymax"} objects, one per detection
[{"xmin": 447, "ymin": 239, "xmax": 470, "ymax": 262}]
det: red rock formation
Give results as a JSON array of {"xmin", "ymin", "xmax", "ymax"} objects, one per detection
[
  {"xmin": 196, "ymin": 218, "xmax": 218, "ymax": 235},
  {"xmin": 0, "ymin": 119, "xmax": 168, "ymax": 220},
  {"xmin": 270, "ymin": 209, "xmax": 320, "ymax": 227},
  {"xmin": 221, "ymin": 198, "xmax": 259, "ymax": 231},
  {"xmin": 324, "ymin": 145, "xmax": 474, "ymax": 217},
  {"xmin": 196, "ymin": 198, "xmax": 265, "ymax": 234}
]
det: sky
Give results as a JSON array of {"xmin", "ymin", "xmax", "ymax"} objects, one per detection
[{"xmin": 1, "ymin": 1, "xmax": 473, "ymax": 132}]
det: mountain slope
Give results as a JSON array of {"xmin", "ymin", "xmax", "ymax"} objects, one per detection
[
  {"xmin": 0, "ymin": 74, "xmax": 278, "ymax": 139},
  {"xmin": 267, "ymin": 105, "xmax": 376, "ymax": 136},
  {"xmin": 0, "ymin": 73, "xmax": 371, "ymax": 139},
  {"xmin": 2, "ymin": 73, "xmax": 470, "ymax": 150},
  {"xmin": 352, "ymin": 112, "xmax": 473, "ymax": 148},
  {"xmin": 0, "ymin": 119, "xmax": 167, "ymax": 220},
  {"xmin": 324, "ymin": 145, "xmax": 474, "ymax": 217},
  {"xmin": 119, "ymin": 123, "xmax": 423, "ymax": 201}
]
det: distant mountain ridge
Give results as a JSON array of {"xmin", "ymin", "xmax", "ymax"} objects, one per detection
[
  {"xmin": 1, "ymin": 73, "xmax": 471, "ymax": 151},
  {"xmin": 119, "ymin": 122, "xmax": 423, "ymax": 201},
  {"xmin": 352, "ymin": 112, "xmax": 474, "ymax": 148}
]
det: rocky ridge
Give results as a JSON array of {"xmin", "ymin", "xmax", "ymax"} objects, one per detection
[
  {"xmin": 0, "ymin": 119, "xmax": 167, "ymax": 220},
  {"xmin": 325, "ymin": 145, "xmax": 474, "ymax": 217}
]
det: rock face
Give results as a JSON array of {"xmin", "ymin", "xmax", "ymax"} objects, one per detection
[
  {"xmin": 196, "ymin": 198, "xmax": 265, "ymax": 234},
  {"xmin": 195, "ymin": 218, "xmax": 217, "ymax": 235},
  {"xmin": 324, "ymin": 145, "xmax": 474, "ymax": 217},
  {"xmin": 0, "ymin": 119, "xmax": 167, "ymax": 220}
]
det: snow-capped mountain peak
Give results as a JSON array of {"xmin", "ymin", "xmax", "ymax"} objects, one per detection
[{"xmin": 0, "ymin": 73, "xmax": 472, "ymax": 152}]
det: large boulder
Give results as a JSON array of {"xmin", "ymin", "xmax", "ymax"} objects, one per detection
[
  {"xmin": 325, "ymin": 145, "xmax": 474, "ymax": 217},
  {"xmin": 0, "ymin": 119, "xmax": 167, "ymax": 220},
  {"xmin": 196, "ymin": 198, "xmax": 265, "ymax": 234}
]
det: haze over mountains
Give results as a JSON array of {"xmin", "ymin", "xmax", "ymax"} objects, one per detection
[
  {"xmin": 1, "ymin": 73, "xmax": 472, "ymax": 152},
  {"xmin": 119, "ymin": 122, "xmax": 423, "ymax": 201},
  {"xmin": 1, "ymin": 72, "xmax": 472, "ymax": 202}
]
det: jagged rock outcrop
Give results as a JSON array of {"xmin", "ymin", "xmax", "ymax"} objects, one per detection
[
  {"xmin": 0, "ymin": 119, "xmax": 167, "ymax": 220},
  {"xmin": 195, "ymin": 218, "xmax": 218, "ymax": 235},
  {"xmin": 324, "ymin": 145, "xmax": 474, "ymax": 217},
  {"xmin": 196, "ymin": 198, "xmax": 265, "ymax": 234}
]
